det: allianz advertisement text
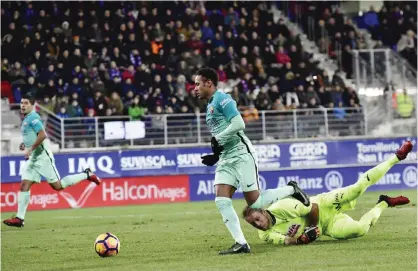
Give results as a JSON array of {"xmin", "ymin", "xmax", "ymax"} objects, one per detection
[{"xmin": 1, "ymin": 137, "xmax": 416, "ymax": 183}]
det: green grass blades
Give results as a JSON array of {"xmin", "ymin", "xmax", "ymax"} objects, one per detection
[{"xmin": 2, "ymin": 190, "xmax": 417, "ymax": 271}]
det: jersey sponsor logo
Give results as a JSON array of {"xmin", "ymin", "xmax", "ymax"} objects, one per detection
[
  {"xmin": 287, "ymin": 224, "xmax": 301, "ymax": 237},
  {"xmin": 60, "ymin": 182, "xmax": 97, "ymax": 208},
  {"xmin": 220, "ymin": 97, "xmax": 232, "ymax": 108},
  {"xmin": 68, "ymin": 156, "xmax": 115, "ymax": 174},
  {"xmin": 402, "ymin": 166, "xmax": 417, "ymax": 187},
  {"xmin": 324, "ymin": 171, "xmax": 343, "ymax": 191},
  {"xmin": 289, "ymin": 142, "xmax": 327, "ymax": 167},
  {"xmin": 120, "ymin": 155, "xmax": 176, "ymax": 170}
]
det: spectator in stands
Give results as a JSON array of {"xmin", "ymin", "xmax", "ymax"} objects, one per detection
[
  {"xmin": 397, "ymin": 30, "xmax": 417, "ymax": 68},
  {"xmin": 395, "ymin": 89, "xmax": 415, "ymax": 118},
  {"xmin": 128, "ymin": 96, "xmax": 146, "ymax": 120}
]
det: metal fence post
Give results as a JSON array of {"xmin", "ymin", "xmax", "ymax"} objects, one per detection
[
  {"xmin": 385, "ymin": 49, "xmax": 391, "ymax": 84},
  {"xmin": 324, "ymin": 109, "xmax": 329, "ymax": 137},
  {"xmin": 196, "ymin": 111, "xmax": 201, "ymax": 143},
  {"xmin": 129, "ymin": 116, "xmax": 134, "ymax": 146},
  {"xmin": 370, "ymin": 49, "xmax": 375, "ymax": 84},
  {"xmin": 293, "ymin": 110, "xmax": 298, "ymax": 138},
  {"xmin": 354, "ymin": 50, "xmax": 360, "ymax": 88},
  {"xmin": 60, "ymin": 118, "xmax": 65, "ymax": 149},
  {"xmin": 164, "ymin": 114, "xmax": 168, "ymax": 145},
  {"xmin": 363, "ymin": 106, "xmax": 368, "ymax": 135},
  {"xmin": 261, "ymin": 111, "xmax": 266, "ymax": 140},
  {"xmin": 95, "ymin": 117, "xmax": 99, "ymax": 148}
]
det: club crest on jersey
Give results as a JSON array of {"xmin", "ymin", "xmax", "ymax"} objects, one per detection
[
  {"xmin": 208, "ymin": 106, "xmax": 214, "ymax": 114},
  {"xmin": 23, "ymin": 122, "xmax": 28, "ymax": 126}
]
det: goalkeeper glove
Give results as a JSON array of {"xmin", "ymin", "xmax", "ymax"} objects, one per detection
[
  {"xmin": 201, "ymin": 154, "xmax": 219, "ymax": 166},
  {"xmin": 211, "ymin": 136, "xmax": 224, "ymax": 155},
  {"xmin": 296, "ymin": 226, "xmax": 320, "ymax": 245}
]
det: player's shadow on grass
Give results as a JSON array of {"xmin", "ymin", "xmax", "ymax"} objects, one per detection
[{"xmin": 247, "ymin": 239, "xmax": 354, "ymax": 253}]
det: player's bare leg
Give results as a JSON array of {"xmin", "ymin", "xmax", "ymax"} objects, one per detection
[
  {"xmin": 215, "ymin": 184, "xmax": 251, "ymax": 255},
  {"xmin": 3, "ymin": 180, "xmax": 35, "ymax": 227},
  {"xmin": 328, "ymin": 195, "xmax": 410, "ymax": 240}
]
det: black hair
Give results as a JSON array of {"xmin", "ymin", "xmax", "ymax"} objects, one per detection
[
  {"xmin": 196, "ymin": 67, "xmax": 219, "ymax": 87},
  {"xmin": 21, "ymin": 93, "xmax": 36, "ymax": 105}
]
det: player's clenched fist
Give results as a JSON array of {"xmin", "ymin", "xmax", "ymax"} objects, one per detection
[{"xmin": 297, "ymin": 226, "xmax": 320, "ymax": 244}]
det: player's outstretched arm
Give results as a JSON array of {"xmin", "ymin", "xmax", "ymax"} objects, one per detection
[{"xmin": 258, "ymin": 230, "xmax": 304, "ymax": 246}]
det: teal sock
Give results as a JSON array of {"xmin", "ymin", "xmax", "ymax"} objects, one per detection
[
  {"xmin": 61, "ymin": 173, "xmax": 88, "ymax": 189},
  {"xmin": 215, "ymin": 197, "xmax": 247, "ymax": 245},
  {"xmin": 250, "ymin": 186, "xmax": 294, "ymax": 209},
  {"xmin": 16, "ymin": 191, "xmax": 30, "ymax": 220}
]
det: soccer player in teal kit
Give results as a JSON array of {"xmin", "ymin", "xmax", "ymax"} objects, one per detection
[
  {"xmin": 3, "ymin": 95, "xmax": 101, "ymax": 228},
  {"xmin": 194, "ymin": 68, "xmax": 310, "ymax": 255}
]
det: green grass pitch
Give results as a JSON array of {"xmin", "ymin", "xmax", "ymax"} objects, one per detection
[{"xmin": 2, "ymin": 190, "xmax": 417, "ymax": 271}]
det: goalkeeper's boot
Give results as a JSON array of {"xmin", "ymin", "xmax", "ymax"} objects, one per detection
[
  {"xmin": 288, "ymin": 181, "xmax": 310, "ymax": 207},
  {"xmin": 395, "ymin": 140, "xmax": 413, "ymax": 160},
  {"xmin": 219, "ymin": 243, "xmax": 251, "ymax": 255},
  {"xmin": 377, "ymin": 195, "xmax": 410, "ymax": 207},
  {"xmin": 3, "ymin": 217, "xmax": 24, "ymax": 228},
  {"xmin": 84, "ymin": 168, "xmax": 101, "ymax": 185}
]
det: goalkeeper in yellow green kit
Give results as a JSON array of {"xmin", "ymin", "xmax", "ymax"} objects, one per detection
[{"xmin": 243, "ymin": 141, "xmax": 413, "ymax": 245}]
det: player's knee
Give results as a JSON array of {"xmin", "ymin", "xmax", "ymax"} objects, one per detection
[
  {"xmin": 50, "ymin": 181, "xmax": 63, "ymax": 191},
  {"xmin": 20, "ymin": 181, "xmax": 31, "ymax": 192}
]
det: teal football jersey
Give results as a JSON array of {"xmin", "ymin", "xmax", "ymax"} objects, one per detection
[
  {"xmin": 21, "ymin": 111, "xmax": 50, "ymax": 157},
  {"xmin": 205, "ymin": 91, "xmax": 255, "ymax": 157}
]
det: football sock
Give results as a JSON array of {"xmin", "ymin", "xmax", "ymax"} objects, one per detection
[
  {"xmin": 330, "ymin": 202, "xmax": 387, "ymax": 239},
  {"xmin": 215, "ymin": 197, "xmax": 247, "ymax": 245},
  {"xmin": 250, "ymin": 186, "xmax": 295, "ymax": 209},
  {"xmin": 16, "ymin": 191, "xmax": 30, "ymax": 220},
  {"xmin": 357, "ymin": 155, "xmax": 399, "ymax": 192},
  {"xmin": 61, "ymin": 173, "xmax": 88, "ymax": 189},
  {"xmin": 359, "ymin": 201, "xmax": 387, "ymax": 228}
]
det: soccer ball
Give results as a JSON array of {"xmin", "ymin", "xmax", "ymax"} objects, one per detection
[{"xmin": 94, "ymin": 233, "xmax": 120, "ymax": 257}]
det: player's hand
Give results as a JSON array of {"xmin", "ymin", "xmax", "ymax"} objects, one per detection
[
  {"xmin": 201, "ymin": 154, "xmax": 219, "ymax": 166},
  {"xmin": 296, "ymin": 226, "xmax": 320, "ymax": 244},
  {"xmin": 211, "ymin": 137, "xmax": 223, "ymax": 155},
  {"xmin": 19, "ymin": 143, "xmax": 25, "ymax": 151},
  {"xmin": 24, "ymin": 148, "xmax": 32, "ymax": 159}
]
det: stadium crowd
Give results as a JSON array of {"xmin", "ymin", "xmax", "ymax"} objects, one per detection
[
  {"xmin": 280, "ymin": 1, "xmax": 417, "ymax": 77},
  {"xmin": 1, "ymin": 1, "xmax": 362, "ymax": 122}
]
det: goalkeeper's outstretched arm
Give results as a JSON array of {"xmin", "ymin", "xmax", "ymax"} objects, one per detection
[{"xmin": 258, "ymin": 230, "xmax": 300, "ymax": 245}]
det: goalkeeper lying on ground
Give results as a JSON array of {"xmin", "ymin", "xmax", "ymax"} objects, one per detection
[{"xmin": 243, "ymin": 141, "xmax": 413, "ymax": 245}]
